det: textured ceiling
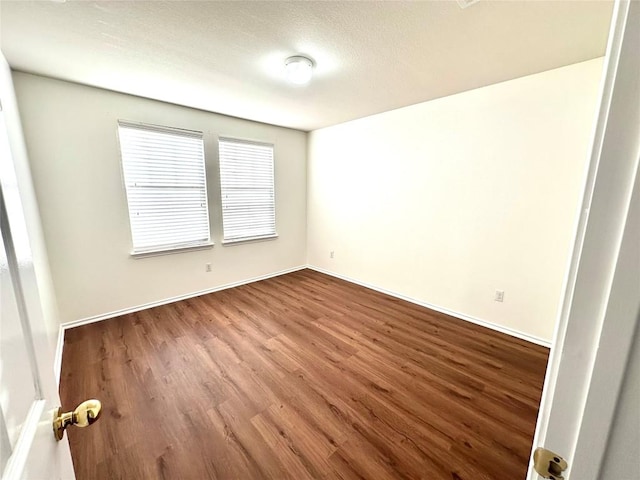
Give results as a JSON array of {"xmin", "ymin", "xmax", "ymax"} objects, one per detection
[{"xmin": 0, "ymin": 1, "xmax": 613, "ymax": 131}]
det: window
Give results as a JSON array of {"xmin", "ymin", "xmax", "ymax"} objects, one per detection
[
  {"xmin": 218, "ymin": 137, "xmax": 276, "ymax": 243},
  {"xmin": 117, "ymin": 121, "xmax": 211, "ymax": 256}
]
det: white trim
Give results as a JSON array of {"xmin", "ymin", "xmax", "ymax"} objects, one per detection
[
  {"xmin": 528, "ymin": 3, "xmax": 639, "ymax": 478},
  {"xmin": 54, "ymin": 265, "xmax": 307, "ymax": 379},
  {"xmin": 118, "ymin": 119, "xmax": 203, "ymax": 138},
  {"xmin": 221, "ymin": 234, "xmax": 278, "ymax": 246},
  {"xmin": 131, "ymin": 242, "xmax": 214, "ymax": 259},
  {"xmin": 53, "ymin": 262, "xmax": 552, "ymax": 384},
  {"xmin": 218, "ymin": 135, "xmax": 273, "ymax": 148},
  {"xmin": 62, "ymin": 265, "xmax": 306, "ymax": 330},
  {"xmin": 307, "ymin": 265, "xmax": 552, "ymax": 348},
  {"xmin": 1, "ymin": 400, "xmax": 45, "ymax": 480}
]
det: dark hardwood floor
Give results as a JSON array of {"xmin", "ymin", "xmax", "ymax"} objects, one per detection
[{"xmin": 60, "ymin": 269, "xmax": 549, "ymax": 480}]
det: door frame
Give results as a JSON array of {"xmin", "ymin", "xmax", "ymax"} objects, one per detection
[
  {"xmin": 527, "ymin": 0, "xmax": 640, "ymax": 478},
  {"xmin": 0, "ymin": 50, "xmax": 75, "ymax": 480}
]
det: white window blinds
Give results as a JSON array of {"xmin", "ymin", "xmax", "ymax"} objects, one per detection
[
  {"xmin": 118, "ymin": 121, "xmax": 211, "ymax": 255},
  {"xmin": 219, "ymin": 137, "xmax": 276, "ymax": 243}
]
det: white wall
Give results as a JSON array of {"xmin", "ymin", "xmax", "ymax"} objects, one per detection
[
  {"xmin": 307, "ymin": 58, "xmax": 604, "ymax": 343},
  {"xmin": 13, "ymin": 73, "xmax": 307, "ymax": 323},
  {"xmin": 0, "ymin": 56, "xmax": 59, "ymax": 353}
]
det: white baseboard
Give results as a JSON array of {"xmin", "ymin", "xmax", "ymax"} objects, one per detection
[
  {"xmin": 53, "ymin": 262, "xmax": 551, "ymax": 385},
  {"xmin": 53, "ymin": 265, "xmax": 306, "ymax": 383},
  {"xmin": 307, "ymin": 265, "xmax": 552, "ymax": 349},
  {"xmin": 62, "ymin": 265, "xmax": 307, "ymax": 330}
]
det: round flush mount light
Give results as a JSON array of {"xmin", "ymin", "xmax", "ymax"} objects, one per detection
[{"xmin": 285, "ymin": 56, "xmax": 314, "ymax": 85}]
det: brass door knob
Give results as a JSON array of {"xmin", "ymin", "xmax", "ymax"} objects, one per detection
[{"xmin": 53, "ymin": 399, "xmax": 102, "ymax": 441}]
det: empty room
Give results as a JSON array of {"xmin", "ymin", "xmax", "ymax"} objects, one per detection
[{"xmin": 1, "ymin": 1, "xmax": 639, "ymax": 480}]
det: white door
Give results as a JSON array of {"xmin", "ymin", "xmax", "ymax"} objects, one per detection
[
  {"xmin": 0, "ymin": 65, "xmax": 75, "ymax": 478},
  {"xmin": 528, "ymin": 0, "xmax": 640, "ymax": 478}
]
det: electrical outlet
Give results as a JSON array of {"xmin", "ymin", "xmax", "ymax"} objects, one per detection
[
  {"xmin": 495, "ymin": 290, "xmax": 504, "ymax": 302},
  {"xmin": 330, "ymin": 251, "xmax": 335, "ymax": 259},
  {"xmin": 205, "ymin": 263, "xmax": 212, "ymax": 272},
  {"xmin": 457, "ymin": 0, "xmax": 481, "ymax": 9}
]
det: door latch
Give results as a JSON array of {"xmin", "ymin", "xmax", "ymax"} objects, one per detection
[{"xmin": 533, "ymin": 447, "xmax": 568, "ymax": 479}]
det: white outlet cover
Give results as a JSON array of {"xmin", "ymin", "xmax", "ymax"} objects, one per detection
[{"xmin": 457, "ymin": 0, "xmax": 481, "ymax": 9}]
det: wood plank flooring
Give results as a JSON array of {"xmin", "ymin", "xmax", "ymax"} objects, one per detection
[{"xmin": 60, "ymin": 269, "xmax": 549, "ymax": 479}]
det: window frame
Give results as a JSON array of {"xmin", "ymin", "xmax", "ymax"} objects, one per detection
[
  {"xmin": 218, "ymin": 136, "xmax": 277, "ymax": 245},
  {"xmin": 117, "ymin": 120, "xmax": 213, "ymax": 258}
]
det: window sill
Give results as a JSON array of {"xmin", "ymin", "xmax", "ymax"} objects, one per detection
[
  {"xmin": 221, "ymin": 234, "xmax": 278, "ymax": 246},
  {"xmin": 131, "ymin": 242, "xmax": 214, "ymax": 259}
]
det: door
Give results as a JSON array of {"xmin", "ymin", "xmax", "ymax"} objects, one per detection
[
  {"xmin": 0, "ymin": 59, "xmax": 75, "ymax": 478},
  {"xmin": 527, "ymin": 0, "xmax": 640, "ymax": 478}
]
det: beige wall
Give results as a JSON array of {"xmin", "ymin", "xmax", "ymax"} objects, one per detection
[
  {"xmin": 13, "ymin": 59, "xmax": 603, "ymax": 343},
  {"xmin": 0, "ymin": 57, "xmax": 59, "ymax": 353},
  {"xmin": 307, "ymin": 58, "xmax": 604, "ymax": 343},
  {"xmin": 13, "ymin": 73, "xmax": 307, "ymax": 323}
]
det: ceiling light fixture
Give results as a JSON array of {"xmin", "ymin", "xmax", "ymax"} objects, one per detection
[{"xmin": 285, "ymin": 56, "xmax": 314, "ymax": 85}]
